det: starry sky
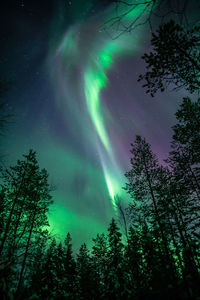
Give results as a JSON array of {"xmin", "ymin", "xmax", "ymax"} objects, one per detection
[{"xmin": 1, "ymin": 0, "xmax": 199, "ymax": 249}]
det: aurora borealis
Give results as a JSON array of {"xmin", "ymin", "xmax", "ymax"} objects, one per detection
[
  {"xmin": 1, "ymin": 0, "xmax": 196, "ymax": 247},
  {"xmin": 54, "ymin": 1, "xmax": 152, "ymax": 212}
]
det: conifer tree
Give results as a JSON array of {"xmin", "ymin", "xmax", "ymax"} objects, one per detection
[
  {"xmin": 105, "ymin": 218, "xmax": 127, "ymax": 300},
  {"xmin": 125, "ymin": 136, "xmax": 169, "ymax": 249},
  {"xmin": 39, "ymin": 238, "xmax": 58, "ymax": 299},
  {"xmin": 173, "ymin": 97, "xmax": 200, "ymax": 160},
  {"xmin": 125, "ymin": 136, "xmax": 178, "ymax": 290},
  {"xmin": 55, "ymin": 242, "xmax": 66, "ymax": 299},
  {"xmin": 63, "ymin": 232, "xmax": 79, "ymax": 299},
  {"xmin": 138, "ymin": 21, "xmax": 200, "ymax": 96},
  {"xmin": 0, "ymin": 150, "xmax": 53, "ymax": 297},
  {"xmin": 28, "ymin": 232, "xmax": 49, "ymax": 299},
  {"xmin": 92, "ymin": 233, "xmax": 108, "ymax": 297},
  {"xmin": 77, "ymin": 243, "xmax": 99, "ymax": 300},
  {"xmin": 125, "ymin": 225, "xmax": 143, "ymax": 297}
]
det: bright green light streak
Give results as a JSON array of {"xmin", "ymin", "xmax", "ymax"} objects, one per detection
[
  {"xmin": 84, "ymin": 38, "xmax": 136, "ymax": 205},
  {"xmin": 84, "ymin": 39, "xmax": 130, "ymax": 153},
  {"xmin": 103, "ymin": 170, "xmax": 121, "ymax": 211},
  {"xmin": 84, "ymin": 67, "xmax": 111, "ymax": 152},
  {"xmin": 82, "ymin": 1, "xmax": 158, "ymax": 209}
]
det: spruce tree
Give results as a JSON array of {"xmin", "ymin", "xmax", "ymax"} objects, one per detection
[
  {"xmin": 125, "ymin": 136, "xmax": 178, "ymax": 292},
  {"xmin": 92, "ymin": 233, "xmax": 108, "ymax": 297},
  {"xmin": 138, "ymin": 21, "xmax": 200, "ymax": 96},
  {"xmin": 40, "ymin": 238, "xmax": 58, "ymax": 299},
  {"xmin": 77, "ymin": 243, "xmax": 99, "ymax": 300},
  {"xmin": 125, "ymin": 226, "xmax": 143, "ymax": 298},
  {"xmin": 0, "ymin": 150, "xmax": 53, "ymax": 296},
  {"xmin": 63, "ymin": 232, "xmax": 79, "ymax": 299},
  {"xmin": 105, "ymin": 218, "xmax": 127, "ymax": 300}
]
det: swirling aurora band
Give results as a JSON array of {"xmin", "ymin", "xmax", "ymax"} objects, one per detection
[
  {"xmin": 84, "ymin": 1, "xmax": 155, "ymax": 210},
  {"xmin": 53, "ymin": 0, "xmax": 156, "ymax": 212}
]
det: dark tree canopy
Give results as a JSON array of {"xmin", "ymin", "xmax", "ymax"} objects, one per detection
[{"xmin": 138, "ymin": 20, "xmax": 200, "ymax": 96}]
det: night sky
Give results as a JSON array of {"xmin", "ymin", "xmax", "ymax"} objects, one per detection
[{"xmin": 1, "ymin": 0, "xmax": 199, "ymax": 249}]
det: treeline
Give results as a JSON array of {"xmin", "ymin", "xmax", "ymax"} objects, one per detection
[{"xmin": 0, "ymin": 97, "xmax": 199, "ymax": 299}]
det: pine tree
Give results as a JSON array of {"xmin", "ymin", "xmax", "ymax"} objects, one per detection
[
  {"xmin": 63, "ymin": 233, "xmax": 79, "ymax": 299},
  {"xmin": 170, "ymin": 97, "xmax": 200, "ymax": 200},
  {"xmin": 125, "ymin": 136, "xmax": 178, "ymax": 292},
  {"xmin": 125, "ymin": 225, "xmax": 143, "ymax": 298},
  {"xmin": 92, "ymin": 233, "xmax": 108, "ymax": 297},
  {"xmin": 77, "ymin": 243, "xmax": 99, "ymax": 300},
  {"xmin": 0, "ymin": 150, "xmax": 53, "ymax": 297},
  {"xmin": 55, "ymin": 242, "xmax": 66, "ymax": 299},
  {"xmin": 16, "ymin": 155, "xmax": 53, "ymax": 294},
  {"xmin": 173, "ymin": 97, "xmax": 200, "ymax": 161},
  {"xmin": 138, "ymin": 21, "xmax": 200, "ymax": 96},
  {"xmin": 139, "ymin": 221, "xmax": 176, "ymax": 299},
  {"xmin": 125, "ymin": 136, "xmax": 169, "ymax": 250},
  {"xmin": 40, "ymin": 238, "xmax": 58, "ymax": 299},
  {"xmin": 105, "ymin": 218, "xmax": 127, "ymax": 300},
  {"xmin": 28, "ymin": 232, "xmax": 49, "ymax": 299}
]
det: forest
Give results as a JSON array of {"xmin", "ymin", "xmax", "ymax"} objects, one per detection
[{"xmin": 1, "ymin": 2, "xmax": 200, "ymax": 300}]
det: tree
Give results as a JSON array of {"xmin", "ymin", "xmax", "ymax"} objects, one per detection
[
  {"xmin": 28, "ymin": 232, "xmax": 50, "ymax": 299},
  {"xmin": 125, "ymin": 136, "xmax": 166, "ymax": 238},
  {"xmin": 138, "ymin": 20, "xmax": 200, "ymax": 96},
  {"xmin": 16, "ymin": 154, "xmax": 53, "ymax": 294},
  {"xmin": 125, "ymin": 136, "xmax": 178, "ymax": 287},
  {"xmin": 39, "ymin": 238, "xmax": 58, "ymax": 299},
  {"xmin": 104, "ymin": 218, "xmax": 127, "ymax": 300},
  {"xmin": 0, "ymin": 150, "xmax": 53, "ymax": 296},
  {"xmin": 167, "ymin": 98, "xmax": 200, "ymax": 239},
  {"xmin": 124, "ymin": 225, "xmax": 143, "ymax": 298},
  {"xmin": 172, "ymin": 97, "xmax": 200, "ymax": 164},
  {"xmin": 55, "ymin": 242, "xmax": 66, "ymax": 299},
  {"xmin": 92, "ymin": 233, "xmax": 108, "ymax": 296},
  {"xmin": 63, "ymin": 232, "xmax": 79, "ymax": 299},
  {"xmin": 77, "ymin": 243, "xmax": 99, "ymax": 300},
  {"xmin": 164, "ymin": 99, "xmax": 200, "ymax": 291}
]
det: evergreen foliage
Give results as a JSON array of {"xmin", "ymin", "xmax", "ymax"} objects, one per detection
[{"xmin": 138, "ymin": 20, "xmax": 200, "ymax": 96}]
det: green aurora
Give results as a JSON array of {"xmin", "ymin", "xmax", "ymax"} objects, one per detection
[
  {"xmin": 46, "ymin": 0, "xmax": 157, "ymax": 242},
  {"xmin": 60, "ymin": 1, "xmax": 154, "ymax": 211},
  {"xmin": 2, "ymin": 0, "xmax": 172, "ymax": 248}
]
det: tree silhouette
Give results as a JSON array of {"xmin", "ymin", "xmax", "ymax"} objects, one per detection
[
  {"xmin": 92, "ymin": 233, "xmax": 108, "ymax": 297},
  {"xmin": 64, "ymin": 232, "xmax": 79, "ymax": 299},
  {"xmin": 39, "ymin": 238, "xmax": 58, "ymax": 299},
  {"xmin": 77, "ymin": 243, "xmax": 99, "ymax": 300},
  {"xmin": 104, "ymin": 218, "xmax": 127, "ymax": 300},
  {"xmin": 173, "ymin": 97, "xmax": 200, "ymax": 164},
  {"xmin": 138, "ymin": 20, "xmax": 200, "ymax": 96},
  {"xmin": 0, "ymin": 150, "xmax": 53, "ymax": 297}
]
